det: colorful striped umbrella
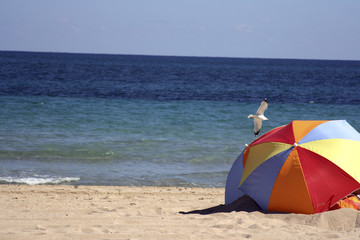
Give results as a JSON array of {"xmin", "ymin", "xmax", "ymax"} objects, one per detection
[{"xmin": 225, "ymin": 120, "xmax": 360, "ymax": 214}]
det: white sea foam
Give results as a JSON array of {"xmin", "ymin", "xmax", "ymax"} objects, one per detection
[{"xmin": 0, "ymin": 176, "xmax": 80, "ymax": 185}]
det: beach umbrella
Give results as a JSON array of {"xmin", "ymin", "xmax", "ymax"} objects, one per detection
[{"xmin": 225, "ymin": 120, "xmax": 360, "ymax": 214}]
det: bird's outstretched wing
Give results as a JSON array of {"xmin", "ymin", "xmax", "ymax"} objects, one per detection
[
  {"xmin": 254, "ymin": 118, "xmax": 263, "ymax": 136},
  {"xmin": 255, "ymin": 99, "xmax": 268, "ymax": 115}
]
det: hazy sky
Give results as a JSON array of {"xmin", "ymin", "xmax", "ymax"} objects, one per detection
[{"xmin": 1, "ymin": 0, "xmax": 359, "ymax": 60}]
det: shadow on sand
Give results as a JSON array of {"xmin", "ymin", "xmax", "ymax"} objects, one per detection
[{"xmin": 179, "ymin": 195, "xmax": 263, "ymax": 215}]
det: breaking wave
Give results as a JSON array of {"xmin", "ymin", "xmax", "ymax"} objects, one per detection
[{"xmin": 0, "ymin": 176, "xmax": 80, "ymax": 185}]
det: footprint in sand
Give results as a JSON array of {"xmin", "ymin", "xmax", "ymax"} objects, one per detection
[
  {"xmin": 240, "ymin": 233, "xmax": 252, "ymax": 238},
  {"xmin": 154, "ymin": 207, "xmax": 163, "ymax": 215},
  {"xmin": 81, "ymin": 228, "xmax": 94, "ymax": 234},
  {"xmin": 100, "ymin": 207, "xmax": 117, "ymax": 212}
]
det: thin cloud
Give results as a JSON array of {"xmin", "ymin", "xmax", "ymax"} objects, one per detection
[
  {"xmin": 57, "ymin": 17, "xmax": 80, "ymax": 33},
  {"xmin": 234, "ymin": 24, "xmax": 254, "ymax": 33},
  {"xmin": 199, "ymin": 26, "xmax": 206, "ymax": 32},
  {"xmin": 101, "ymin": 26, "xmax": 109, "ymax": 32},
  {"xmin": 58, "ymin": 17, "xmax": 69, "ymax": 23},
  {"xmin": 71, "ymin": 26, "xmax": 80, "ymax": 33},
  {"xmin": 260, "ymin": 18, "xmax": 272, "ymax": 23}
]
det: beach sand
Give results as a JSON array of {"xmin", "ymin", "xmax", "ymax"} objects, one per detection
[{"xmin": 1, "ymin": 185, "xmax": 360, "ymax": 239}]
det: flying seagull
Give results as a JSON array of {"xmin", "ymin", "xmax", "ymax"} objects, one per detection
[{"xmin": 248, "ymin": 98, "xmax": 268, "ymax": 137}]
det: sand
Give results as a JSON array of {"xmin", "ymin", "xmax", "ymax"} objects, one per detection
[{"xmin": 1, "ymin": 185, "xmax": 360, "ymax": 239}]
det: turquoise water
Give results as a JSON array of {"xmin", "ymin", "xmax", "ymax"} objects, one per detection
[
  {"xmin": 0, "ymin": 51, "xmax": 359, "ymax": 187},
  {"xmin": 1, "ymin": 95, "xmax": 359, "ymax": 187}
]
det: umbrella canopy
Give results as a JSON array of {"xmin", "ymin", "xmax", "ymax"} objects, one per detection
[{"xmin": 225, "ymin": 120, "xmax": 360, "ymax": 214}]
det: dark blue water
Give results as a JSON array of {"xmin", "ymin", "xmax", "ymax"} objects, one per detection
[
  {"xmin": 2, "ymin": 51, "xmax": 360, "ymax": 104},
  {"xmin": 0, "ymin": 51, "xmax": 359, "ymax": 187}
]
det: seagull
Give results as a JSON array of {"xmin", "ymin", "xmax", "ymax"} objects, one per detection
[{"xmin": 248, "ymin": 98, "xmax": 268, "ymax": 137}]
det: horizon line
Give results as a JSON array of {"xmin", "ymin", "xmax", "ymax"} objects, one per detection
[{"xmin": 1, "ymin": 49, "xmax": 359, "ymax": 62}]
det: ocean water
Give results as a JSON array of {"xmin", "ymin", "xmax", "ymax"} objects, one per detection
[{"xmin": 0, "ymin": 51, "xmax": 359, "ymax": 187}]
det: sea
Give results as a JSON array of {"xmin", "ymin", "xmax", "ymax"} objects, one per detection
[{"xmin": 0, "ymin": 51, "xmax": 359, "ymax": 187}]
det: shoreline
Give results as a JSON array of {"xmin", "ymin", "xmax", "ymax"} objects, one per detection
[{"xmin": 1, "ymin": 184, "xmax": 360, "ymax": 239}]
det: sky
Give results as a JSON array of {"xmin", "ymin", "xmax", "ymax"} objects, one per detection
[{"xmin": 1, "ymin": 0, "xmax": 360, "ymax": 60}]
